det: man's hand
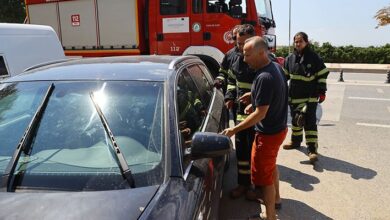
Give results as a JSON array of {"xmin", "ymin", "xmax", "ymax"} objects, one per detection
[
  {"xmin": 180, "ymin": 127, "xmax": 191, "ymax": 137},
  {"xmin": 238, "ymin": 92, "xmax": 251, "ymax": 105},
  {"xmin": 225, "ymin": 100, "xmax": 234, "ymax": 109},
  {"xmin": 179, "ymin": 121, "xmax": 187, "ymax": 129},
  {"xmin": 318, "ymin": 93, "xmax": 326, "ymax": 103},
  {"xmin": 213, "ymin": 79, "xmax": 223, "ymax": 89},
  {"xmin": 221, "ymin": 127, "xmax": 236, "ymax": 138},
  {"xmin": 244, "ymin": 104, "xmax": 253, "ymax": 114}
]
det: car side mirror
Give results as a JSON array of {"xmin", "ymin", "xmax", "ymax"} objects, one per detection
[{"xmin": 189, "ymin": 132, "xmax": 232, "ymax": 160}]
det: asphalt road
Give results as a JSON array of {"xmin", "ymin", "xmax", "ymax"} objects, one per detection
[{"xmin": 219, "ymin": 72, "xmax": 390, "ymax": 220}]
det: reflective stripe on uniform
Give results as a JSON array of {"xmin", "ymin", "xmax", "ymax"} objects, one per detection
[
  {"xmin": 305, "ymin": 130, "xmax": 318, "ymax": 136},
  {"xmin": 306, "ymin": 138, "xmax": 317, "ymax": 143},
  {"xmin": 236, "ymin": 81, "xmax": 252, "ymax": 90},
  {"xmin": 236, "ymin": 114, "xmax": 248, "ymax": 121},
  {"xmin": 292, "ymin": 125, "xmax": 303, "ymax": 131},
  {"xmin": 318, "ymin": 78, "xmax": 327, "ymax": 83},
  {"xmin": 194, "ymin": 99, "xmax": 201, "ymax": 106},
  {"xmin": 238, "ymin": 169, "xmax": 251, "ymax": 175},
  {"xmin": 290, "ymin": 97, "xmax": 318, "ymax": 104},
  {"xmin": 216, "ymin": 76, "xmax": 225, "ymax": 81},
  {"xmin": 316, "ymin": 68, "xmax": 329, "ymax": 77},
  {"xmin": 290, "ymin": 73, "xmax": 316, "ymax": 82},
  {"xmin": 292, "ymin": 131, "xmax": 303, "ymax": 136},
  {"xmin": 227, "ymin": 84, "xmax": 236, "ymax": 91},
  {"xmin": 219, "ymin": 68, "xmax": 228, "ymax": 74},
  {"xmin": 238, "ymin": 160, "xmax": 250, "ymax": 166},
  {"xmin": 227, "ymin": 69, "xmax": 237, "ymax": 80},
  {"xmin": 297, "ymin": 103, "xmax": 306, "ymax": 109}
]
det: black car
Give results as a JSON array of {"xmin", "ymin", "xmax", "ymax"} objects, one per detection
[{"xmin": 0, "ymin": 56, "xmax": 231, "ymax": 220}]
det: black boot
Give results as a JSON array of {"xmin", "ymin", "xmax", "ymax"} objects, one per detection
[
  {"xmin": 282, "ymin": 141, "xmax": 301, "ymax": 150},
  {"xmin": 307, "ymin": 145, "xmax": 318, "ymax": 163}
]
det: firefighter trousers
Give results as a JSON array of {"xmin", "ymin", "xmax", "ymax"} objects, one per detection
[
  {"xmin": 235, "ymin": 117, "xmax": 255, "ymax": 186},
  {"xmin": 290, "ymin": 102, "xmax": 318, "ymax": 153}
]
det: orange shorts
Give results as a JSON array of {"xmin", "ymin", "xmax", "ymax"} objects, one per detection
[{"xmin": 251, "ymin": 128, "xmax": 287, "ymax": 186}]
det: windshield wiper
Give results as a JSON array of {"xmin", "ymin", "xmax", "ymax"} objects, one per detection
[
  {"xmin": 1, "ymin": 83, "xmax": 54, "ymax": 191},
  {"xmin": 89, "ymin": 92, "xmax": 135, "ymax": 188}
]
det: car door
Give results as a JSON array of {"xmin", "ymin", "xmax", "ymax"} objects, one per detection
[
  {"xmin": 176, "ymin": 68, "xmax": 214, "ymax": 219},
  {"xmin": 188, "ymin": 64, "xmax": 226, "ymax": 218}
]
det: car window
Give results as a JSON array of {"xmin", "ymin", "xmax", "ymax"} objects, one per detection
[
  {"xmin": 187, "ymin": 64, "xmax": 213, "ymax": 109},
  {"xmin": 192, "ymin": 0, "xmax": 203, "ymax": 13},
  {"xmin": 176, "ymin": 70, "xmax": 208, "ymax": 168},
  {"xmin": 0, "ymin": 81, "xmax": 165, "ymax": 191},
  {"xmin": 199, "ymin": 64, "xmax": 214, "ymax": 85},
  {"xmin": 160, "ymin": 0, "xmax": 187, "ymax": 15}
]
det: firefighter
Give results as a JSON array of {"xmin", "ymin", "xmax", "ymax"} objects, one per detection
[
  {"xmin": 282, "ymin": 32, "xmax": 329, "ymax": 163},
  {"xmin": 214, "ymin": 25, "xmax": 241, "ymax": 93},
  {"xmin": 223, "ymin": 24, "xmax": 257, "ymax": 200}
]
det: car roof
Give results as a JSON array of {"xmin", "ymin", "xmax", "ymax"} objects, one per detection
[{"xmin": 2, "ymin": 55, "xmax": 201, "ymax": 82}]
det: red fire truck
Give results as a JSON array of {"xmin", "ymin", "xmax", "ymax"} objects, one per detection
[{"xmin": 25, "ymin": 0, "xmax": 277, "ymax": 76}]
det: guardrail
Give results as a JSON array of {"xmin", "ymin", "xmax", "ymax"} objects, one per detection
[{"xmin": 325, "ymin": 63, "xmax": 390, "ymax": 74}]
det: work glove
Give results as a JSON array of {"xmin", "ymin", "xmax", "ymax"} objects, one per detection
[{"xmin": 318, "ymin": 92, "xmax": 326, "ymax": 104}]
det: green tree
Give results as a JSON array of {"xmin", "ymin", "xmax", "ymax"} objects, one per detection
[
  {"xmin": 275, "ymin": 44, "xmax": 390, "ymax": 64},
  {"xmin": 318, "ymin": 42, "xmax": 335, "ymax": 62},
  {"xmin": 0, "ymin": 0, "xmax": 26, "ymax": 23}
]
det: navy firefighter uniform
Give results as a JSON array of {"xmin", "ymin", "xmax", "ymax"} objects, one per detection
[
  {"xmin": 225, "ymin": 53, "xmax": 257, "ymax": 187},
  {"xmin": 284, "ymin": 46, "xmax": 329, "ymax": 156}
]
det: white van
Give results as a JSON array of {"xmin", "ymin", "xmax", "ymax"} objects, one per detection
[{"xmin": 0, "ymin": 23, "xmax": 66, "ymax": 78}]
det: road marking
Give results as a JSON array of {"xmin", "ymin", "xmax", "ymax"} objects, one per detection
[
  {"xmin": 328, "ymin": 80, "xmax": 390, "ymax": 87},
  {"xmin": 377, "ymin": 88, "xmax": 384, "ymax": 93},
  {"xmin": 357, "ymin": 122, "xmax": 390, "ymax": 128},
  {"xmin": 348, "ymin": 97, "xmax": 390, "ymax": 102}
]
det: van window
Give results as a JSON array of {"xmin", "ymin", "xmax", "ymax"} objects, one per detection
[
  {"xmin": 0, "ymin": 56, "xmax": 9, "ymax": 76},
  {"xmin": 160, "ymin": 0, "xmax": 187, "ymax": 15}
]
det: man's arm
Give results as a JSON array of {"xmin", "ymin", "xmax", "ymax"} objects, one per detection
[{"xmin": 221, "ymin": 105, "xmax": 269, "ymax": 137}]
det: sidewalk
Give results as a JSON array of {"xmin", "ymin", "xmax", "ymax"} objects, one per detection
[{"xmin": 325, "ymin": 63, "xmax": 390, "ymax": 74}]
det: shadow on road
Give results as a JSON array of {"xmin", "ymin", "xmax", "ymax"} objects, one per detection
[
  {"xmin": 277, "ymin": 198, "xmax": 333, "ymax": 220},
  {"xmin": 218, "ymin": 197, "xmax": 260, "ymax": 220},
  {"xmin": 296, "ymin": 148, "xmax": 377, "ymax": 180},
  {"xmin": 278, "ymin": 165, "xmax": 320, "ymax": 191}
]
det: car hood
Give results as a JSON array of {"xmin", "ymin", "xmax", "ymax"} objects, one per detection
[{"xmin": 0, "ymin": 185, "xmax": 159, "ymax": 220}]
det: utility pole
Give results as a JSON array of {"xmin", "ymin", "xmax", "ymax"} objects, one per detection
[{"xmin": 288, "ymin": 0, "xmax": 292, "ymax": 53}]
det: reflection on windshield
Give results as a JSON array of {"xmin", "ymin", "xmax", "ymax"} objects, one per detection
[
  {"xmin": 255, "ymin": 0, "xmax": 273, "ymax": 19},
  {"xmin": 0, "ymin": 81, "xmax": 164, "ymax": 191}
]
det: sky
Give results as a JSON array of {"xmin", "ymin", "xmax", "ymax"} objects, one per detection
[{"xmin": 271, "ymin": 0, "xmax": 390, "ymax": 46}]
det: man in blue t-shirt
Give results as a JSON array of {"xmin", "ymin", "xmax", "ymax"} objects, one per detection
[{"xmin": 222, "ymin": 36, "xmax": 288, "ymax": 220}]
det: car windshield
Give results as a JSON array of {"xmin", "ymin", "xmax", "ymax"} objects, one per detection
[{"xmin": 0, "ymin": 81, "xmax": 164, "ymax": 191}]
